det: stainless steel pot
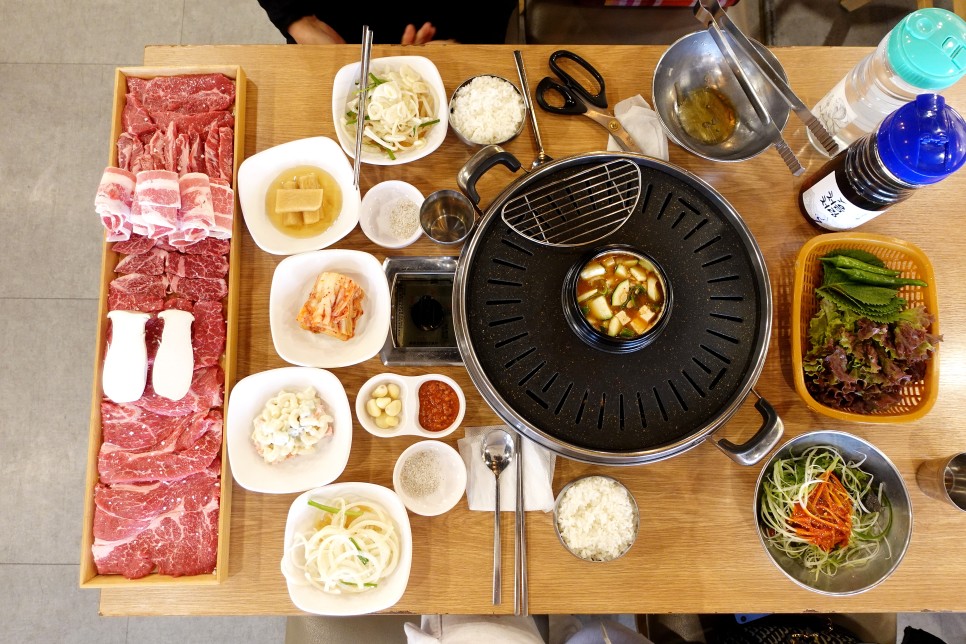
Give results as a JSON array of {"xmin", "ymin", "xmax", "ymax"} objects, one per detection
[{"xmin": 452, "ymin": 145, "xmax": 782, "ymax": 466}]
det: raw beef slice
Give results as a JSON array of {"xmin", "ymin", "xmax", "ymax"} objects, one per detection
[
  {"xmin": 93, "ymin": 464, "xmax": 219, "ymax": 541},
  {"xmin": 167, "ymin": 275, "xmax": 227, "ymax": 302},
  {"xmin": 101, "ymin": 401, "xmax": 204, "ymax": 451},
  {"xmin": 98, "ymin": 410, "xmax": 222, "ymax": 484},
  {"xmin": 142, "ymin": 73, "xmax": 235, "ymax": 114},
  {"xmin": 135, "ymin": 365, "xmax": 223, "ymax": 417},
  {"xmin": 192, "ymin": 301, "xmax": 226, "ymax": 368},
  {"xmin": 92, "ymin": 472, "xmax": 220, "ymax": 578},
  {"xmin": 115, "ymin": 247, "xmax": 166, "ymax": 276},
  {"xmin": 166, "ymin": 251, "xmax": 228, "ymax": 279}
]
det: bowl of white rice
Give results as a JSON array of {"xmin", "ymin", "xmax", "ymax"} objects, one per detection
[
  {"xmin": 554, "ymin": 475, "xmax": 639, "ymax": 562},
  {"xmin": 448, "ymin": 75, "xmax": 526, "ymax": 146}
]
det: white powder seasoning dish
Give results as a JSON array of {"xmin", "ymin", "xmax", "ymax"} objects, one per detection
[
  {"xmin": 359, "ymin": 181, "xmax": 425, "ymax": 248},
  {"xmin": 392, "ymin": 440, "xmax": 467, "ymax": 516}
]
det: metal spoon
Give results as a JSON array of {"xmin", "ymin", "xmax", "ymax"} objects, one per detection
[
  {"xmin": 482, "ymin": 429, "xmax": 514, "ymax": 605},
  {"xmin": 513, "ymin": 50, "xmax": 552, "ymax": 169}
]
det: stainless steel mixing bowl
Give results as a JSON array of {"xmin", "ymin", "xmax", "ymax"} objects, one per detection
[
  {"xmin": 652, "ymin": 30, "xmax": 791, "ymax": 163},
  {"xmin": 754, "ymin": 430, "xmax": 913, "ymax": 596}
]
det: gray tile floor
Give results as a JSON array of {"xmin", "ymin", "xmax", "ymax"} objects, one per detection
[{"xmin": 0, "ymin": 1, "xmax": 961, "ymax": 642}]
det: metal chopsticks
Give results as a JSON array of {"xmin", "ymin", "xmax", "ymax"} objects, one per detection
[
  {"xmin": 698, "ymin": 0, "xmax": 840, "ymax": 156},
  {"xmin": 693, "ymin": 4, "xmax": 804, "ymax": 176},
  {"xmin": 353, "ymin": 25, "xmax": 373, "ymax": 188},
  {"xmin": 514, "ymin": 431, "xmax": 528, "ymax": 616}
]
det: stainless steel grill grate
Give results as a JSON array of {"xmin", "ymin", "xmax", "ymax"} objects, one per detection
[{"xmin": 501, "ymin": 158, "xmax": 641, "ymax": 247}]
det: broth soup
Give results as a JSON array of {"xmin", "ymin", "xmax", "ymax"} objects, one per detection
[{"xmin": 575, "ymin": 251, "xmax": 665, "ymax": 339}]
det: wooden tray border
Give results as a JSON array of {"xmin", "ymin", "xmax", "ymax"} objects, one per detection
[{"xmin": 79, "ymin": 65, "xmax": 246, "ymax": 588}]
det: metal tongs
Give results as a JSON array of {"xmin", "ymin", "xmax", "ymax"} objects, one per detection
[
  {"xmin": 693, "ymin": 3, "xmax": 803, "ymax": 175},
  {"xmin": 353, "ymin": 25, "xmax": 374, "ymax": 188},
  {"xmin": 695, "ymin": 0, "xmax": 840, "ymax": 157}
]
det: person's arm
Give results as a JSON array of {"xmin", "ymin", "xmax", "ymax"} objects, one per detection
[{"xmin": 256, "ymin": 0, "xmax": 345, "ymax": 43}]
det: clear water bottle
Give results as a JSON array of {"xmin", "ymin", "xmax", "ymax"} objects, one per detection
[
  {"xmin": 808, "ymin": 8, "xmax": 966, "ymax": 156},
  {"xmin": 800, "ymin": 94, "xmax": 966, "ymax": 230}
]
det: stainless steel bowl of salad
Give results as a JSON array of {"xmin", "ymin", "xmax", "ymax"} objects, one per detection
[{"xmin": 754, "ymin": 430, "xmax": 912, "ymax": 595}]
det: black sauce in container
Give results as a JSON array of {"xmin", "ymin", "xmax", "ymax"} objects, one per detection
[{"xmin": 799, "ymin": 94, "xmax": 966, "ymax": 230}]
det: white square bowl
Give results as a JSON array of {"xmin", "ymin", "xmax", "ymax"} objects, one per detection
[
  {"xmin": 331, "ymin": 56, "xmax": 447, "ymax": 166},
  {"xmin": 280, "ymin": 482, "xmax": 412, "ymax": 615},
  {"xmin": 270, "ymin": 249, "xmax": 390, "ymax": 368},
  {"xmin": 226, "ymin": 367, "xmax": 352, "ymax": 494},
  {"xmin": 237, "ymin": 136, "xmax": 361, "ymax": 255}
]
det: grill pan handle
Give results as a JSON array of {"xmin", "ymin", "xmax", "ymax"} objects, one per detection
[
  {"xmin": 457, "ymin": 144, "xmax": 523, "ymax": 206},
  {"xmin": 709, "ymin": 390, "xmax": 783, "ymax": 466}
]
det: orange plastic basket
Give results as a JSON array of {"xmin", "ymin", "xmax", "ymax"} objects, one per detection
[{"xmin": 792, "ymin": 232, "xmax": 940, "ymax": 423}]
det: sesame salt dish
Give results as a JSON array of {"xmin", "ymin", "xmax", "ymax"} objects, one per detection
[
  {"xmin": 448, "ymin": 75, "xmax": 527, "ymax": 146},
  {"xmin": 392, "ymin": 440, "xmax": 467, "ymax": 517},
  {"xmin": 359, "ymin": 180, "xmax": 425, "ymax": 249},
  {"xmin": 554, "ymin": 475, "xmax": 639, "ymax": 562}
]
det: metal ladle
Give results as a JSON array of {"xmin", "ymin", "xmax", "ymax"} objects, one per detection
[{"xmin": 482, "ymin": 429, "xmax": 514, "ymax": 604}]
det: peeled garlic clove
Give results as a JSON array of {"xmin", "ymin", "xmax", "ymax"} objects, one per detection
[
  {"xmin": 373, "ymin": 384, "xmax": 389, "ymax": 398},
  {"xmin": 366, "ymin": 398, "xmax": 382, "ymax": 418},
  {"xmin": 374, "ymin": 414, "xmax": 391, "ymax": 429},
  {"xmin": 383, "ymin": 415, "xmax": 399, "ymax": 428},
  {"xmin": 375, "ymin": 396, "xmax": 392, "ymax": 409},
  {"xmin": 385, "ymin": 399, "xmax": 402, "ymax": 417},
  {"xmin": 387, "ymin": 383, "xmax": 401, "ymax": 399}
]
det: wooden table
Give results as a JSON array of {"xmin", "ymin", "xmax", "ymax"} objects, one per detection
[{"xmin": 99, "ymin": 44, "xmax": 966, "ymax": 616}]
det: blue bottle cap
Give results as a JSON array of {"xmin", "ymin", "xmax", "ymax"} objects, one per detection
[
  {"xmin": 887, "ymin": 8, "xmax": 966, "ymax": 90},
  {"xmin": 876, "ymin": 93, "xmax": 966, "ymax": 185}
]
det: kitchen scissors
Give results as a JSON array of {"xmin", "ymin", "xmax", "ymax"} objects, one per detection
[{"xmin": 534, "ymin": 50, "xmax": 641, "ymax": 153}]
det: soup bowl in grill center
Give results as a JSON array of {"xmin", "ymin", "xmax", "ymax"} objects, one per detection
[{"xmin": 562, "ymin": 245, "xmax": 672, "ymax": 354}]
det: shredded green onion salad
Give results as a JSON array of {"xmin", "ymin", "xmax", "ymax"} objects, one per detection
[{"xmin": 759, "ymin": 445, "xmax": 892, "ymax": 579}]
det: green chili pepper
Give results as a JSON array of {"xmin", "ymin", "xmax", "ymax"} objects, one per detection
[
  {"xmin": 820, "ymin": 255, "xmax": 900, "ymax": 276},
  {"xmin": 308, "ymin": 500, "xmax": 363, "ymax": 517}
]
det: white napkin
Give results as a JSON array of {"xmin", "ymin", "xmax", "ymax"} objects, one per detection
[
  {"xmin": 607, "ymin": 94, "xmax": 669, "ymax": 161},
  {"xmin": 457, "ymin": 425, "xmax": 556, "ymax": 512}
]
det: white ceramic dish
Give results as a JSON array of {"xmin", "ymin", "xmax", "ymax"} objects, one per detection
[
  {"xmin": 392, "ymin": 440, "xmax": 467, "ymax": 517},
  {"xmin": 270, "ymin": 249, "xmax": 390, "ymax": 368},
  {"xmin": 280, "ymin": 482, "xmax": 412, "ymax": 615},
  {"xmin": 355, "ymin": 372, "xmax": 465, "ymax": 439},
  {"xmin": 359, "ymin": 180, "xmax": 425, "ymax": 249},
  {"xmin": 331, "ymin": 56, "xmax": 447, "ymax": 166},
  {"xmin": 237, "ymin": 136, "xmax": 361, "ymax": 256},
  {"xmin": 226, "ymin": 367, "xmax": 352, "ymax": 494}
]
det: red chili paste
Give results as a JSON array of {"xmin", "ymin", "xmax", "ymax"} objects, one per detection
[{"xmin": 418, "ymin": 380, "xmax": 459, "ymax": 431}]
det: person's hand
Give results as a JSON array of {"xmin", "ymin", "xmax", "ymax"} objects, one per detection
[
  {"xmin": 400, "ymin": 22, "xmax": 455, "ymax": 45},
  {"xmin": 287, "ymin": 16, "xmax": 346, "ymax": 44}
]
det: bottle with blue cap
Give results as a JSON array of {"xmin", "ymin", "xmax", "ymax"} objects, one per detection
[
  {"xmin": 800, "ymin": 93, "xmax": 966, "ymax": 230},
  {"xmin": 808, "ymin": 7, "xmax": 966, "ymax": 156}
]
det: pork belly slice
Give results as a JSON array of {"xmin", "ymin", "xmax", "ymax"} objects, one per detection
[
  {"xmin": 95, "ymin": 167, "xmax": 137, "ymax": 242},
  {"xmin": 135, "ymin": 365, "xmax": 223, "ymax": 417},
  {"xmin": 207, "ymin": 177, "xmax": 233, "ymax": 240},
  {"xmin": 92, "ymin": 471, "xmax": 220, "ymax": 578},
  {"xmin": 98, "ymin": 409, "xmax": 222, "ymax": 484}
]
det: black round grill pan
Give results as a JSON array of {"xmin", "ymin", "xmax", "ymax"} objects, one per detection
[{"xmin": 454, "ymin": 152, "xmax": 771, "ymax": 464}]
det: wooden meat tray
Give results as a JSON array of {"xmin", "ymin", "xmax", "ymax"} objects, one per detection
[{"xmin": 79, "ymin": 65, "xmax": 247, "ymax": 587}]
